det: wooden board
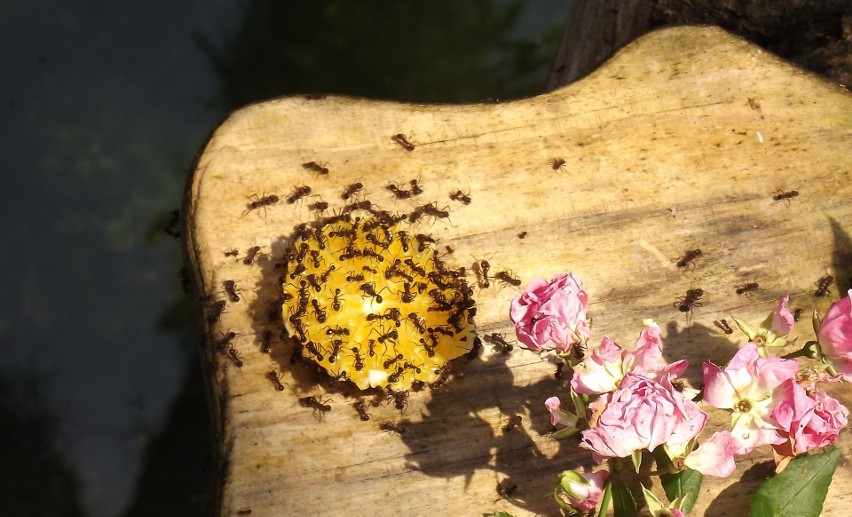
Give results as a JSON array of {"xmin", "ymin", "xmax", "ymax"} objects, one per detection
[{"xmin": 184, "ymin": 26, "xmax": 852, "ymax": 516}]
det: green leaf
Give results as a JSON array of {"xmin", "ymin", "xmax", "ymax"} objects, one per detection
[
  {"xmin": 750, "ymin": 449, "xmax": 841, "ymax": 517},
  {"xmin": 654, "ymin": 448, "xmax": 703, "ymax": 513},
  {"xmin": 611, "ymin": 478, "xmax": 637, "ymax": 517},
  {"xmin": 487, "ymin": 512, "xmax": 514, "ymax": 517}
]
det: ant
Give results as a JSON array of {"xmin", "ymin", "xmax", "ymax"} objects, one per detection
[
  {"xmin": 302, "ymin": 161, "xmax": 329, "ymax": 175},
  {"xmin": 223, "ymin": 248, "xmax": 239, "ymax": 258},
  {"xmin": 502, "ymin": 415, "xmax": 523, "ymax": 433},
  {"xmin": 207, "ymin": 299, "xmax": 227, "ymax": 324},
  {"xmin": 415, "ymin": 233, "xmax": 435, "ymax": 252},
  {"xmin": 399, "ymin": 282, "xmax": 416, "ymax": 303},
  {"xmin": 353, "ymin": 400, "xmax": 371, "ymax": 421},
  {"xmin": 341, "ymin": 182, "xmax": 363, "ymax": 200},
  {"xmin": 494, "ymin": 270, "xmax": 521, "ymax": 287},
  {"xmin": 449, "ymin": 189, "xmax": 472, "ymax": 205},
  {"xmin": 346, "ymin": 272, "xmax": 366, "ymax": 283},
  {"xmin": 735, "ymin": 282, "xmax": 759, "ymax": 296},
  {"xmin": 226, "ymin": 345, "xmax": 243, "ymax": 368},
  {"xmin": 793, "ymin": 308, "xmax": 803, "ymax": 321},
  {"xmin": 351, "ymin": 348, "xmax": 365, "ymax": 371},
  {"xmin": 389, "ymin": 390, "xmax": 409, "ymax": 410},
  {"xmin": 286, "ymin": 185, "xmax": 312, "ymax": 204},
  {"xmin": 304, "ymin": 342, "xmax": 325, "ymax": 361},
  {"xmin": 359, "ymin": 282, "xmax": 384, "ymax": 303},
  {"xmin": 773, "ymin": 190, "xmax": 799, "ymax": 202},
  {"xmin": 674, "ymin": 288, "xmax": 704, "ymax": 317},
  {"xmin": 550, "ymin": 158, "xmax": 566, "ymax": 171},
  {"xmin": 483, "ymin": 333, "xmax": 513, "ymax": 353},
  {"xmin": 675, "ymin": 249, "xmax": 703, "ymax": 270},
  {"xmin": 379, "ymin": 421, "xmax": 406, "ymax": 435},
  {"xmin": 408, "ymin": 179, "xmax": 423, "ymax": 195},
  {"xmin": 517, "ymin": 231, "xmax": 527, "ymax": 239},
  {"xmin": 299, "ymin": 396, "xmax": 332, "ymax": 419},
  {"xmin": 311, "ymin": 299, "xmax": 327, "ymax": 323},
  {"xmin": 473, "ymin": 260, "xmax": 491, "ymax": 288},
  {"xmin": 377, "ymin": 329, "xmax": 399, "ymax": 345},
  {"xmin": 242, "ymin": 246, "xmax": 261, "ymax": 265},
  {"xmin": 267, "ymin": 370, "xmax": 286, "ymax": 391},
  {"xmin": 331, "ymin": 288, "xmax": 344, "ymax": 311},
  {"xmin": 307, "ymin": 200, "xmax": 329, "ymax": 213},
  {"xmin": 408, "ymin": 313, "xmax": 426, "ymax": 334},
  {"xmin": 326, "ymin": 325, "xmax": 350, "ymax": 336},
  {"xmin": 391, "ymin": 133, "xmax": 415, "ymax": 151},
  {"xmin": 420, "ymin": 202, "xmax": 449, "ymax": 220},
  {"xmin": 714, "ymin": 319, "xmax": 734, "ymax": 334},
  {"xmin": 397, "ymin": 231, "xmax": 410, "ymax": 252},
  {"xmin": 222, "ymin": 280, "xmax": 241, "ymax": 302},
  {"xmin": 243, "ymin": 193, "xmax": 279, "ymax": 217},
  {"xmin": 815, "ymin": 275, "xmax": 834, "ymax": 297},
  {"xmin": 383, "ymin": 353, "xmax": 404, "ymax": 369},
  {"xmin": 214, "ymin": 330, "xmax": 237, "ymax": 351},
  {"xmin": 385, "ymin": 183, "xmax": 416, "ymax": 199}
]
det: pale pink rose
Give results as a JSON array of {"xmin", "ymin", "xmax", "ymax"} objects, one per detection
[
  {"xmin": 771, "ymin": 379, "xmax": 848, "ymax": 457},
  {"xmin": 545, "ymin": 396, "xmax": 571, "ymax": 427},
  {"xmin": 559, "ymin": 470, "xmax": 609, "ymax": 512},
  {"xmin": 509, "ymin": 273, "xmax": 591, "ymax": 351},
  {"xmin": 683, "ymin": 431, "xmax": 739, "ymax": 477},
  {"xmin": 702, "ymin": 342, "xmax": 797, "ymax": 453},
  {"xmin": 573, "ymin": 323, "xmax": 687, "ymax": 396},
  {"xmin": 571, "ymin": 337, "xmax": 627, "ymax": 395},
  {"xmin": 769, "ymin": 294, "xmax": 795, "ymax": 336},
  {"xmin": 580, "ymin": 373, "xmax": 707, "ymax": 463},
  {"xmin": 818, "ymin": 290, "xmax": 852, "ymax": 381}
]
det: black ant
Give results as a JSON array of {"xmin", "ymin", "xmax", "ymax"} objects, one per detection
[
  {"xmin": 214, "ymin": 330, "xmax": 237, "ymax": 351},
  {"xmin": 307, "ymin": 200, "xmax": 329, "ymax": 213},
  {"xmin": 346, "ymin": 272, "xmax": 366, "ymax": 283},
  {"xmin": 773, "ymin": 190, "xmax": 799, "ymax": 202},
  {"xmin": 289, "ymin": 263, "xmax": 307, "ymax": 278},
  {"xmin": 379, "ymin": 421, "xmax": 406, "ymax": 435},
  {"xmin": 302, "ymin": 161, "xmax": 329, "ymax": 175},
  {"xmin": 714, "ymin": 319, "xmax": 734, "ymax": 334},
  {"xmin": 224, "ymin": 248, "xmax": 239, "ymax": 257},
  {"xmin": 377, "ymin": 329, "xmax": 399, "ymax": 345},
  {"xmin": 267, "ymin": 370, "xmax": 286, "ymax": 391},
  {"xmin": 326, "ymin": 325, "xmax": 350, "ymax": 336},
  {"xmin": 483, "ymin": 333, "xmax": 513, "ymax": 353},
  {"xmin": 550, "ymin": 158, "xmax": 566, "ymax": 171},
  {"xmin": 226, "ymin": 345, "xmax": 243, "ymax": 368},
  {"xmin": 399, "ymin": 282, "xmax": 416, "ymax": 303},
  {"xmin": 408, "ymin": 179, "xmax": 423, "ymax": 195},
  {"xmin": 397, "ymin": 231, "xmax": 410, "ymax": 252},
  {"xmin": 353, "ymin": 400, "xmax": 370, "ymax": 421},
  {"xmin": 675, "ymin": 249, "xmax": 703, "ymax": 270},
  {"xmin": 502, "ymin": 415, "xmax": 523, "ymax": 433},
  {"xmin": 385, "ymin": 183, "xmax": 416, "ymax": 199},
  {"xmin": 674, "ymin": 288, "xmax": 704, "ymax": 317},
  {"xmin": 242, "ymin": 246, "xmax": 261, "ymax": 265},
  {"xmin": 408, "ymin": 313, "xmax": 426, "ymax": 334},
  {"xmin": 494, "ymin": 270, "xmax": 521, "ymax": 287},
  {"xmin": 286, "ymin": 185, "xmax": 312, "ymax": 204},
  {"xmin": 304, "ymin": 342, "xmax": 324, "ymax": 361},
  {"xmin": 415, "ymin": 233, "xmax": 435, "ymax": 252},
  {"xmin": 420, "ymin": 202, "xmax": 449, "ymax": 220},
  {"xmin": 351, "ymin": 348, "xmax": 365, "ymax": 371},
  {"xmin": 207, "ymin": 299, "xmax": 227, "ymax": 324},
  {"xmin": 383, "ymin": 353, "xmax": 403, "ymax": 369},
  {"xmin": 449, "ymin": 189, "xmax": 471, "ymax": 205},
  {"xmin": 736, "ymin": 282, "xmax": 759, "ymax": 296},
  {"xmin": 328, "ymin": 340, "xmax": 343, "ymax": 363},
  {"xmin": 391, "ymin": 133, "xmax": 415, "ymax": 151},
  {"xmin": 311, "ymin": 299, "xmax": 327, "ymax": 323},
  {"xmin": 222, "ymin": 280, "xmax": 241, "ymax": 302},
  {"xmin": 299, "ymin": 396, "xmax": 331, "ymax": 419},
  {"xmin": 360, "ymin": 282, "xmax": 384, "ymax": 303},
  {"xmin": 815, "ymin": 275, "xmax": 834, "ymax": 297},
  {"xmin": 473, "ymin": 260, "xmax": 491, "ymax": 288},
  {"xmin": 390, "ymin": 390, "xmax": 409, "ymax": 410},
  {"xmin": 331, "ymin": 288, "xmax": 343, "ymax": 311},
  {"xmin": 341, "ymin": 182, "xmax": 363, "ymax": 200},
  {"xmin": 243, "ymin": 193, "xmax": 279, "ymax": 217}
]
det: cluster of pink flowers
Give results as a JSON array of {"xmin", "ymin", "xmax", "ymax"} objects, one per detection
[{"xmin": 510, "ymin": 275, "xmax": 852, "ymax": 514}]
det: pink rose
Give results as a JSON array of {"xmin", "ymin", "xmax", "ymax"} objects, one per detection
[
  {"xmin": 683, "ymin": 431, "xmax": 739, "ymax": 477},
  {"xmin": 818, "ymin": 290, "xmax": 852, "ymax": 380},
  {"xmin": 702, "ymin": 342, "xmax": 798, "ymax": 454},
  {"xmin": 771, "ymin": 379, "xmax": 848, "ymax": 457},
  {"xmin": 769, "ymin": 294, "xmax": 795, "ymax": 337},
  {"xmin": 580, "ymin": 373, "xmax": 707, "ymax": 463},
  {"xmin": 510, "ymin": 272, "xmax": 591, "ymax": 352},
  {"xmin": 558, "ymin": 470, "xmax": 609, "ymax": 512}
]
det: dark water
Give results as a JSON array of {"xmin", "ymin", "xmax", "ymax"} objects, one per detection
[{"xmin": 0, "ymin": 1, "xmax": 571, "ymax": 515}]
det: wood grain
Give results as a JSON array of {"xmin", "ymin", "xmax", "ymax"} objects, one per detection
[{"xmin": 184, "ymin": 26, "xmax": 852, "ymax": 516}]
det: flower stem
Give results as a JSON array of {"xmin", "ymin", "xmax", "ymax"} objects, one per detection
[{"xmin": 596, "ymin": 479, "xmax": 612, "ymax": 517}]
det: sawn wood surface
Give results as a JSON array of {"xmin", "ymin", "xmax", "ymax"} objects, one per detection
[{"xmin": 184, "ymin": 26, "xmax": 852, "ymax": 516}]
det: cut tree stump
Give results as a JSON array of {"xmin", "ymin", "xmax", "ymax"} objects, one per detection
[{"xmin": 184, "ymin": 26, "xmax": 852, "ymax": 516}]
